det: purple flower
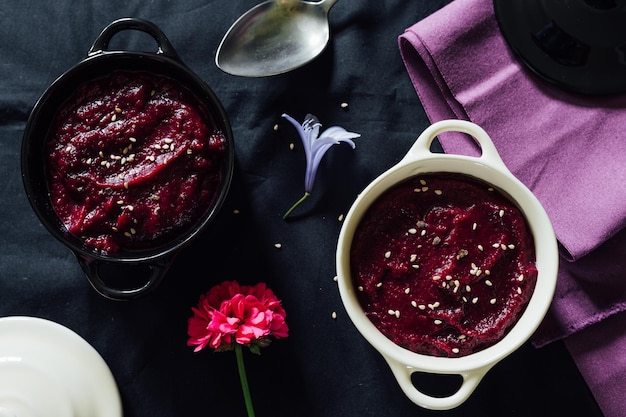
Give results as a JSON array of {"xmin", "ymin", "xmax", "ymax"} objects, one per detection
[{"xmin": 281, "ymin": 113, "xmax": 360, "ymax": 219}]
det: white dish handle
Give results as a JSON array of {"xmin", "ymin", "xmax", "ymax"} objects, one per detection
[
  {"xmin": 401, "ymin": 119, "xmax": 508, "ymax": 172},
  {"xmin": 384, "ymin": 357, "xmax": 492, "ymax": 411}
]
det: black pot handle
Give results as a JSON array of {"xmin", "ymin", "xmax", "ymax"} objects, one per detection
[
  {"xmin": 88, "ymin": 17, "xmax": 181, "ymax": 61},
  {"xmin": 77, "ymin": 255, "xmax": 173, "ymax": 301}
]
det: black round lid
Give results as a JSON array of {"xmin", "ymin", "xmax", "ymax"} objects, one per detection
[{"xmin": 493, "ymin": 0, "xmax": 626, "ymax": 95}]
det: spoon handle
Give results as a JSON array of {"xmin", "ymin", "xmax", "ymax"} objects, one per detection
[{"xmin": 320, "ymin": 0, "xmax": 339, "ymax": 12}]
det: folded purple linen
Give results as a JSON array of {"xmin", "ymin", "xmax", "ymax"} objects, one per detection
[{"xmin": 398, "ymin": 1, "xmax": 626, "ymax": 415}]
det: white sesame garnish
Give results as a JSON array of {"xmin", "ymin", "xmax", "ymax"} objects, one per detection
[
  {"xmin": 338, "ymin": 214, "xmax": 344, "ymax": 222},
  {"xmin": 331, "ymin": 311, "xmax": 337, "ymax": 319},
  {"xmin": 409, "ymin": 254, "xmax": 417, "ymax": 262},
  {"xmin": 395, "ymin": 310, "xmax": 400, "ymax": 318},
  {"xmin": 501, "ymin": 244, "xmax": 507, "ymax": 250},
  {"xmin": 508, "ymin": 244, "xmax": 516, "ymax": 250},
  {"xmin": 289, "ymin": 143, "xmax": 295, "ymax": 150},
  {"xmin": 492, "ymin": 243, "xmax": 500, "ymax": 248},
  {"xmin": 517, "ymin": 287, "xmax": 522, "ymax": 294},
  {"xmin": 404, "ymin": 288, "xmax": 410, "ymax": 294},
  {"xmin": 340, "ymin": 102, "xmax": 349, "ymax": 109},
  {"xmin": 129, "ymin": 137, "xmax": 137, "ymax": 142},
  {"xmin": 411, "ymin": 300, "xmax": 418, "ymax": 308},
  {"xmin": 477, "ymin": 244, "xmax": 484, "ymax": 251},
  {"xmin": 432, "ymin": 275, "xmax": 441, "ymax": 281},
  {"xmin": 517, "ymin": 274, "xmax": 524, "ymax": 282},
  {"xmin": 333, "ymin": 275, "xmax": 338, "ymax": 282},
  {"xmin": 418, "ymin": 304, "xmax": 426, "ymax": 310},
  {"xmin": 421, "ymin": 186, "xmax": 429, "ymax": 192},
  {"xmin": 452, "ymin": 348, "xmax": 460, "ymax": 354},
  {"xmin": 384, "ymin": 251, "xmax": 391, "ymax": 259},
  {"xmin": 274, "ymin": 243, "xmax": 282, "ymax": 249},
  {"xmin": 273, "ymin": 123, "xmax": 279, "ymax": 131},
  {"xmin": 434, "ymin": 319, "xmax": 442, "ymax": 325},
  {"xmin": 432, "ymin": 236, "xmax": 441, "ymax": 245},
  {"xmin": 421, "ymin": 229, "xmax": 427, "ymax": 236},
  {"xmin": 490, "ymin": 298, "xmax": 497, "ymax": 305},
  {"xmin": 376, "ymin": 282, "xmax": 383, "ymax": 288},
  {"xmin": 387, "ymin": 309, "xmax": 396, "ymax": 316},
  {"xmin": 357, "ymin": 285, "xmax": 364, "ymax": 292},
  {"xmin": 411, "ymin": 264, "xmax": 420, "ymax": 270},
  {"xmin": 408, "ymin": 228, "xmax": 417, "ymax": 235},
  {"xmin": 472, "ymin": 297, "xmax": 479, "ymax": 304},
  {"xmin": 419, "ymin": 179, "xmax": 426, "ymax": 185},
  {"xmin": 485, "ymin": 279, "xmax": 493, "ymax": 287},
  {"xmin": 499, "ymin": 209, "xmax": 505, "ymax": 217},
  {"xmin": 465, "ymin": 285, "xmax": 471, "ymax": 292},
  {"xmin": 434, "ymin": 189, "xmax": 442, "ymax": 195},
  {"xmin": 472, "ymin": 222, "xmax": 477, "ymax": 231}
]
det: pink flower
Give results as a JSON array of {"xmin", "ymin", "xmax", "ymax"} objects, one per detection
[{"xmin": 187, "ymin": 281, "xmax": 289, "ymax": 353}]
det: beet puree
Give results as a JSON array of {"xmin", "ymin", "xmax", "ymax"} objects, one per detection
[
  {"xmin": 350, "ymin": 173, "xmax": 537, "ymax": 357},
  {"xmin": 46, "ymin": 71, "xmax": 227, "ymax": 254}
]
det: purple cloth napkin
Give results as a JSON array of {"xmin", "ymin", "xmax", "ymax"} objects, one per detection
[{"xmin": 398, "ymin": 0, "xmax": 626, "ymax": 415}]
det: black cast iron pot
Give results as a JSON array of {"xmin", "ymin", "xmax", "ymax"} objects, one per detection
[{"xmin": 21, "ymin": 18, "xmax": 234, "ymax": 300}]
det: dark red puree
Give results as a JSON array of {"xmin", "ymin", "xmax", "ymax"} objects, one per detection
[
  {"xmin": 46, "ymin": 71, "xmax": 227, "ymax": 254},
  {"xmin": 350, "ymin": 173, "xmax": 537, "ymax": 357}
]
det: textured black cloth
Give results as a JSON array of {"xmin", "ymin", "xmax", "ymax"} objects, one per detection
[{"xmin": 0, "ymin": 1, "xmax": 604, "ymax": 416}]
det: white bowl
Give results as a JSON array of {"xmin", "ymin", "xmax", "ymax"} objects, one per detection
[{"xmin": 336, "ymin": 120, "xmax": 558, "ymax": 410}]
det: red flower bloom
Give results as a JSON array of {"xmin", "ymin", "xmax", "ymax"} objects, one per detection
[{"xmin": 187, "ymin": 281, "xmax": 289, "ymax": 353}]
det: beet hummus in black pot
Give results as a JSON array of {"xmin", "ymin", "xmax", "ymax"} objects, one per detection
[{"xmin": 21, "ymin": 18, "xmax": 234, "ymax": 300}]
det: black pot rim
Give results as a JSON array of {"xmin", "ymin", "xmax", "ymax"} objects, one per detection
[{"xmin": 21, "ymin": 18, "xmax": 234, "ymax": 266}]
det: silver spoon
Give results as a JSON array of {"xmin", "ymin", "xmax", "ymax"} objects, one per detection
[{"xmin": 215, "ymin": 0, "xmax": 339, "ymax": 77}]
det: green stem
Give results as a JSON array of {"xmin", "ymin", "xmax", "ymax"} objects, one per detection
[
  {"xmin": 283, "ymin": 192, "xmax": 310, "ymax": 219},
  {"xmin": 235, "ymin": 344, "xmax": 255, "ymax": 417}
]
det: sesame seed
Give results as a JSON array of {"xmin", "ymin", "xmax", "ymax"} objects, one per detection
[
  {"xmin": 434, "ymin": 319, "xmax": 442, "ymax": 325},
  {"xmin": 123, "ymin": 232, "xmax": 131, "ymax": 237},
  {"xmin": 331, "ymin": 311, "xmax": 337, "ymax": 319},
  {"xmin": 432, "ymin": 275, "xmax": 441, "ymax": 281},
  {"xmin": 466, "ymin": 285, "xmax": 471, "ymax": 292},
  {"xmin": 517, "ymin": 287, "xmax": 522, "ymax": 295},
  {"xmin": 150, "ymin": 89, "xmax": 156, "ymax": 96},
  {"xmin": 333, "ymin": 275, "xmax": 338, "ymax": 282},
  {"xmin": 433, "ymin": 301, "xmax": 440, "ymax": 308},
  {"xmin": 408, "ymin": 228, "xmax": 417, "ymax": 235},
  {"xmin": 434, "ymin": 189, "xmax": 443, "ymax": 195},
  {"xmin": 115, "ymin": 107, "xmax": 122, "ymax": 113},
  {"xmin": 404, "ymin": 288, "xmax": 410, "ymax": 294},
  {"xmin": 384, "ymin": 251, "xmax": 391, "ymax": 259},
  {"xmin": 420, "ymin": 179, "xmax": 426, "ymax": 185},
  {"xmin": 186, "ymin": 148, "xmax": 193, "ymax": 155},
  {"xmin": 477, "ymin": 244, "xmax": 484, "ymax": 251},
  {"xmin": 340, "ymin": 102, "xmax": 349, "ymax": 109},
  {"xmin": 490, "ymin": 298, "xmax": 497, "ymax": 305},
  {"xmin": 411, "ymin": 300, "xmax": 418, "ymax": 308},
  {"xmin": 99, "ymin": 151, "xmax": 104, "ymax": 158},
  {"xmin": 484, "ymin": 270, "xmax": 491, "ymax": 275},
  {"xmin": 416, "ymin": 220, "xmax": 426, "ymax": 228},
  {"xmin": 274, "ymin": 243, "xmax": 282, "ymax": 249},
  {"xmin": 485, "ymin": 279, "xmax": 493, "ymax": 287},
  {"xmin": 357, "ymin": 285, "xmax": 364, "ymax": 292},
  {"xmin": 445, "ymin": 275, "xmax": 452, "ymax": 281},
  {"xmin": 338, "ymin": 214, "xmax": 344, "ymax": 222},
  {"xmin": 126, "ymin": 205, "xmax": 134, "ymax": 211},
  {"xmin": 499, "ymin": 209, "xmax": 505, "ymax": 217},
  {"xmin": 432, "ymin": 236, "xmax": 441, "ymax": 245},
  {"xmin": 86, "ymin": 158, "xmax": 92, "ymax": 164},
  {"xmin": 458, "ymin": 335, "xmax": 466, "ymax": 340},
  {"xmin": 457, "ymin": 249, "xmax": 468, "ymax": 259},
  {"xmin": 472, "ymin": 297, "xmax": 479, "ymax": 304},
  {"xmin": 421, "ymin": 186, "xmax": 429, "ymax": 192},
  {"xmin": 508, "ymin": 244, "xmax": 516, "ymax": 250},
  {"xmin": 452, "ymin": 348, "xmax": 460, "ymax": 354},
  {"xmin": 414, "ymin": 188, "xmax": 421, "ymax": 193},
  {"xmin": 472, "ymin": 222, "xmax": 477, "ymax": 231},
  {"xmin": 387, "ymin": 309, "xmax": 396, "ymax": 316},
  {"xmin": 418, "ymin": 304, "xmax": 426, "ymax": 310},
  {"xmin": 492, "ymin": 243, "xmax": 500, "ymax": 248},
  {"xmin": 420, "ymin": 229, "xmax": 427, "ymax": 236},
  {"xmin": 111, "ymin": 226, "xmax": 118, "ymax": 232},
  {"xmin": 411, "ymin": 264, "xmax": 420, "ymax": 270},
  {"xmin": 130, "ymin": 228, "xmax": 136, "ymax": 235},
  {"xmin": 409, "ymin": 254, "xmax": 417, "ymax": 262},
  {"xmin": 517, "ymin": 274, "xmax": 524, "ymax": 281},
  {"xmin": 501, "ymin": 244, "xmax": 507, "ymax": 250},
  {"xmin": 273, "ymin": 123, "xmax": 279, "ymax": 131},
  {"xmin": 395, "ymin": 310, "xmax": 400, "ymax": 318},
  {"xmin": 164, "ymin": 138, "xmax": 173, "ymax": 144},
  {"xmin": 376, "ymin": 282, "xmax": 383, "ymax": 288},
  {"xmin": 100, "ymin": 160, "xmax": 108, "ymax": 166},
  {"xmin": 289, "ymin": 143, "xmax": 295, "ymax": 150},
  {"xmin": 129, "ymin": 137, "xmax": 137, "ymax": 143},
  {"xmin": 111, "ymin": 114, "xmax": 117, "ymax": 122},
  {"xmin": 488, "ymin": 187, "xmax": 494, "ymax": 191}
]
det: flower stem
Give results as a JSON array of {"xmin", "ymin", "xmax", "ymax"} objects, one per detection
[
  {"xmin": 283, "ymin": 192, "xmax": 310, "ymax": 219},
  {"xmin": 235, "ymin": 344, "xmax": 256, "ymax": 417}
]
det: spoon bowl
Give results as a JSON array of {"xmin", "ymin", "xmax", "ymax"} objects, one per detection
[{"xmin": 216, "ymin": 0, "xmax": 338, "ymax": 77}]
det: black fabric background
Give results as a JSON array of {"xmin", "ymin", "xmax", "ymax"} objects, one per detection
[{"xmin": 0, "ymin": 1, "xmax": 605, "ymax": 416}]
